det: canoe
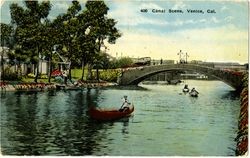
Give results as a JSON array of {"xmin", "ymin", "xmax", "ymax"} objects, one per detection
[
  {"xmin": 189, "ymin": 91, "xmax": 198, "ymax": 97},
  {"xmin": 89, "ymin": 104, "xmax": 134, "ymax": 121},
  {"xmin": 183, "ymin": 88, "xmax": 189, "ymax": 93}
]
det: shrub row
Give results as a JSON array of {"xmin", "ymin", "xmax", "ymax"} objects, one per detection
[
  {"xmin": 27, "ymin": 73, "xmax": 48, "ymax": 79},
  {"xmin": 92, "ymin": 69, "xmax": 122, "ymax": 82}
]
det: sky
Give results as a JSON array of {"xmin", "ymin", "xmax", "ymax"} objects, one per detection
[{"xmin": 1, "ymin": 0, "xmax": 249, "ymax": 64}]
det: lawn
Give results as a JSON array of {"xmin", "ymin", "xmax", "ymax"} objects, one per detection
[
  {"xmin": 18, "ymin": 68, "xmax": 120, "ymax": 83},
  {"xmin": 72, "ymin": 68, "xmax": 121, "ymax": 82},
  {"xmin": 21, "ymin": 78, "xmax": 53, "ymax": 83},
  {"xmin": 19, "ymin": 69, "xmax": 86, "ymax": 83},
  {"xmin": 71, "ymin": 68, "xmax": 87, "ymax": 79}
]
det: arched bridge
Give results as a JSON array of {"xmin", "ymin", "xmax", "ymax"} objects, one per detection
[{"xmin": 118, "ymin": 64, "xmax": 244, "ymax": 90}]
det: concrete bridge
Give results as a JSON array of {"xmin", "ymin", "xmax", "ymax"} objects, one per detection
[{"xmin": 118, "ymin": 64, "xmax": 244, "ymax": 90}]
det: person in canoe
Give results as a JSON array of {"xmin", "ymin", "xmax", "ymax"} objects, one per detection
[
  {"xmin": 183, "ymin": 84, "xmax": 189, "ymax": 92},
  {"xmin": 119, "ymin": 95, "xmax": 131, "ymax": 112},
  {"xmin": 191, "ymin": 88, "xmax": 198, "ymax": 93},
  {"xmin": 190, "ymin": 87, "xmax": 199, "ymax": 97}
]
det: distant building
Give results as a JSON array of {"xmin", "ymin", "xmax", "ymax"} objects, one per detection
[
  {"xmin": 190, "ymin": 60, "xmax": 247, "ymax": 71},
  {"xmin": 151, "ymin": 59, "xmax": 175, "ymax": 65},
  {"xmin": 0, "ymin": 46, "xmax": 73, "ymax": 77},
  {"xmin": 190, "ymin": 60, "xmax": 203, "ymax": 64},
  {"xmin": 202, "ymin": 62, "xmax": 246, "ymax": 71},
  {"xmin": 132, "ymin": 57, "xmax": 151, "ymax": 66}
]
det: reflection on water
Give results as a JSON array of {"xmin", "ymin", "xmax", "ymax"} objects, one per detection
[{"xmin": 0, "ymin": 80, "xmax": 240, "ymax": 156}]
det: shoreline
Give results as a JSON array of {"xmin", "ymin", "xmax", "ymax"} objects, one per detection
[
  {"xmin": 0, "ymin": 81, "xmax": 117, "ymax": 92},
  {"xmin": 235, "ymin": 87, "xmax": 248, "ymax": 155}
]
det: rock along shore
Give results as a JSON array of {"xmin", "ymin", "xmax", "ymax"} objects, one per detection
[
  {"xmin": 0, "ymin": 80, "xmax": 116, "ymax": 92},
  {"xmin": 235, "ymin": 87, "xmax": 248, "ymax": 156}
]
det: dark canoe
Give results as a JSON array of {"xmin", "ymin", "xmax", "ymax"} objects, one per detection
[
  {"xmin": 189, "ymin": 91, "xmax": 198, "ymax": 97},
  {"xmin": 183, "ymin": 88, "xmax": 189, "ymax": 93},
  {"xmin": 89, "ymin": 104, "xmax": 134, "ymax": 121}
]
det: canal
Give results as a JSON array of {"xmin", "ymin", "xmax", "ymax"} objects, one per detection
[{"xmin": 0, "ymin": 80, "xmax": 240, "ymax": 156}]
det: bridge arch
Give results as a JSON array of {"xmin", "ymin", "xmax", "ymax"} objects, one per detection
[{"xmin": 118, "ymin": 64, "xmax": 243, "ymax": 90}]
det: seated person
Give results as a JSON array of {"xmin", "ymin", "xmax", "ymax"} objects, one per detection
[
  {"xmin": 119, "ymin": 95, "xmax": 131, "ymax": 112},
  {"xmin": 191, "ymin": 88, "xmax": 199, "ymax": 94}
]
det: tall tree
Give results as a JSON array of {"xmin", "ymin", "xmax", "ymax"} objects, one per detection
[
  {"xmin": 55, "ymin": 0, "xmax": 82, "ymax": 81},
  {"xmin": 0, "ymin": 23, "xmax": 13, "ymax": 81},
  {"xmin": 49, "ymin": 0, "xmax": 121, "ymax": 82},
  {"xmin": 93, "ymin": 52, "xmax": 110, "ymax": 81},
  {"xmin": 83, "ymin": 0, "xmax": 121, "ymax": 80},
  {"xmin": 74, "ymin": 12, "xmax": 91, "ymax": 81},
  {"xmin": 42, "ymin": 20, "xmax": 57, "ymax": 83},
  {"xmin": 10, "ymin": 1, "xmax": 51, "ymax": 82}
]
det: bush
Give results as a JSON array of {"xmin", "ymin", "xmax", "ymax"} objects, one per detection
[
  {"xmin": 55, "ymin": 76, "xmax": 64, "ymax": 83},
  {"xmin": 92, "ymin": 69, "xmax": 121, "ymax": 82},
  {"xmin": 110, "ymin": 57, "xmax": 134, "ymax": 68},
  {"xmin": 27, "ymin": 73, "xmax": 48, "ymax": 79},
  {"xmin": 27, "ymin": 73, "xmax": 35, "ymax": 78},
  {"xmin": 40, "ymin": 74, "xmax": 48, "ymax": 79},
  {"xmin": 2, "ymin": 67, "xmax": 21, "ymax": 80}
]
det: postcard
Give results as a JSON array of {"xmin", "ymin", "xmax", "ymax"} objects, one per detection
[{"xmin": 0, "ymin": 0, "xmax": 248, "ymax": 156}]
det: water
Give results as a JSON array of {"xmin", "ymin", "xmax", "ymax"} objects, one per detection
[{"xmin": 0, "ymin": 80, "xmax": 240, "ymax": 156}]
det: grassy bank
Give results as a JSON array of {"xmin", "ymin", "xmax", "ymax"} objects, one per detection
[
  {"xmin": 71, "ymin": 69, "xmax": 87, "ymax": 79},
  {"xmin": 72, "ymin": 68, "xmax": 121, "ymax": 82},
  {"xmin": 1, "ymin": 68, "xmax": 121, "ymax": 84}
]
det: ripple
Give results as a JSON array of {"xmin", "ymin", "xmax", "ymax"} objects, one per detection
[{"xmin": 0, "ymin": 81, "xmax": 240, "ymax": 156}]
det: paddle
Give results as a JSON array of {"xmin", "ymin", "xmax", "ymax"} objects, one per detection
[{"xmin": 119, "ymin": 102, "xmax": 125, "ymax": 112}]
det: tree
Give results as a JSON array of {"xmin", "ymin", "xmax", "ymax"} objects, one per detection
[
  {"xmin": 56, "ymin": 1, "xmax": 82, "ymax": 81},
  {"xmin": 0, "ymin": 23, "xmax": 13, "ymax": 81},
  {"xmin": 49, "ymin": 1, "xmax": 88, "ymax": 82},
  {"xmin": 113, "ymin": 57, "xmax": 134, "ymax": 68},
  {"xmin": 92, "ymin": 52, "xmax": 110, "ymax": 81},
  {"xmin": 48, "ymin": 0, "xmax": 121, "ymax": 82},
  {"xmin": 82, "ymin": 0, "xmax": 121, "ymax": 80},
  {"xmin": 77, "ymin": 27, "xmax": 96, "ymax": 80},
  {"xmin": 9, "ymin": 1, "xmax": 51, "ymax": 82}
]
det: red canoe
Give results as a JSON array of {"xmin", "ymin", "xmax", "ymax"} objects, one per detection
[{"xmin": 89, "ymin": 104, "xmax": 134, "ymax": 121}]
